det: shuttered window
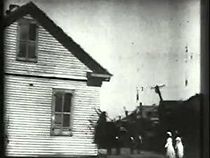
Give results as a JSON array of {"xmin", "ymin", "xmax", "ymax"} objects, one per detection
[
  {"xmin": 51, "ymin": 89, "xmax": 73, "ymax": 136},
  {"xmin": 17, "ymin": 19, "xmax": 38, "ymax": 62}
]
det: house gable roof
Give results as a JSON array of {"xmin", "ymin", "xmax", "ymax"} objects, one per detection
[{"xmin": 3, "ymin": 2, "xmax": 112, "ymax": 77}]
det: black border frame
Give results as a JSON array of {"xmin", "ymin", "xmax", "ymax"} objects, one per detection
[{"xmin": 1, "ymin": 0, "xmax": 209, "ymax": 157}]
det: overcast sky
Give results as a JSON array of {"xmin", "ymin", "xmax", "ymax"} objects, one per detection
[{"xmin": 5, "ymin": 0, "xmax": 200, "ymax": 118}]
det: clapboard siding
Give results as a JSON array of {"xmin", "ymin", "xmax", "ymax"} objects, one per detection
[
  {"xmin": 4, "ymin": 14, "xmax": 92, "ymax": 79},
  {"xmin": 5, "ymin": 75, "xmax": 100, "ymax": 156},
  {"xmin": 3, "ymin": 13, "xmax": 103, "ymax": 157}
]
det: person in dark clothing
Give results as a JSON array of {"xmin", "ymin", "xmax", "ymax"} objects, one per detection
[
  {"xmin": 136, "ymin": 135, "xmax": 143, "ymax": 154},
  {"xmin": 95, "ymin": 111, "xmax": 107, "ymax": 149},
  {"xmin": 130, "ymin": 136, "xmax": 135, "ymax": 154},
  {"xmin": 115, "ymin": 136, "xmax": 121, "ymax": 155},
  {"xmin": 96, "ymin": 110, "xmax": 107, "ymax": 125}
]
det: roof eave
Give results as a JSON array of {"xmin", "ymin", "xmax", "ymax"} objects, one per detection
[
  {"xmin": 3, "ymin": 2, "xmax": 113, "ymax": 77},
  {"xmin": 87, "ymin": 72, "xmax": 112, "ymax": 82}
]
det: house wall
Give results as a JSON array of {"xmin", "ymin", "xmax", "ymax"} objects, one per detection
[
  {"xmin": 4, "ymin": 15, "xmax": 99, "ymax": 157},
  {"xmin": 4, "ymin": 15, "xmax": 91, "ymax": 80},
  {"xmin": 5, "ymin": 75, "xmax": 100, "ymax": 157}
]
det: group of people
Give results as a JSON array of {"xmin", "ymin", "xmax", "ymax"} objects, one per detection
[{"xmin": 165, "ymin": 131, "xmax": 184, "ymax": 158}]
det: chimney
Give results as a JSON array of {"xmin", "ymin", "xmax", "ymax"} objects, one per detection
[{"xmin": 5, "ymin": 4, "xmax": 20, "ymax": 15}]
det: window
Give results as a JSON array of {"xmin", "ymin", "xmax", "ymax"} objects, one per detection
[
  {"xmin": 17, "ymin": 19, "xmax": 38, "ymax": 62},
  {"xmin": 51, "ymin": 89, "xmax": 74, "ymax": 136}
]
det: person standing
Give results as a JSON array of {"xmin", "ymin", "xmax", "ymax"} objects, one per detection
[
  {"xmin": 175, "ymin": 137, "xmax": 184, "ymax": 158},
  {"xmin": 136, "ymin": 135, "xmax": 143, "ymax": 154},
  {"xmin": 165, "ymin": 131, "xmax": 176, "ymax": 158},
  {"xmin": 130, "ymin": 136, "xmax": 135, "ymax": 154}
]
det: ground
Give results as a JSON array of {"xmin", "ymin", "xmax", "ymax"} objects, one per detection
[
  {"xmin": 100, "ymin": 148, "xmax": 164, "ymax": 158},
  {"xmin": 107, "ymin": 151, "xmax": 164, "ymax": 158}
]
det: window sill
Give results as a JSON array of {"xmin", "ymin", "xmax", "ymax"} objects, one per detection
[
  {"xmin": 50, "ymin": 129, "xmax": 73, "ymax": 137},
  {"xmin": 50, "ymin": 132, "xmax": 73, "ymax": 137},
  {"xmin": 16, "ymin": 57, "xmax": 37, "ymax": 63}
]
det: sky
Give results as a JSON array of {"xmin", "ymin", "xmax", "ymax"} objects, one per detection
[{"xmin": 5, "ymin": 0, "xmax": 201, "ymax": 118}]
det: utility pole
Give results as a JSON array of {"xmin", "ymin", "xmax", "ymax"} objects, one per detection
[
  {"xmin": 151, "ymin": 84, "xmax": 166, "ymax": 103},
  {"xmin": 136, "ymin": 86, "xmax": 144, "ymax": 118}
]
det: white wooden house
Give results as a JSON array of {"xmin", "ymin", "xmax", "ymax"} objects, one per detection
[{"xmin": 3, "ymin": 2, "xmax": 112, "ymax": 157}]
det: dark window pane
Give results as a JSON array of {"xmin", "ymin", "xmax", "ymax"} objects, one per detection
[
  {"xmin": 63, "ymin": 114, "xmax": 70, "ymax": 127},
  {"xmin": 19, "ymin": 24, "xmax": 28, "ymax": 40},
  {"xmin": 18, "ymin": 42, "xmax": 27, "ymax": 57},
  {"xmin": 55, "ymin": 92, "xmax": 63, "ymax": 112},
  {"xmin": 29, "ymin": 24, "xmax": 37, "ymax": 41},
  {"xmin": 64, "ymin": 93, "xmax": 72, "ymax": 112},
  {"xmin": 28, "ymin": 43, "xmax": 36, "ymax": 59},
  {"xmin": 54, "ymin": 114, "xmax": 62, "ymax": 125}
]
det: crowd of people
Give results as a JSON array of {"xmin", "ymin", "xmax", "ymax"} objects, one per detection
[{"xmin": 165, "ymin": 131, "xmax": 184, "ymax": 158}]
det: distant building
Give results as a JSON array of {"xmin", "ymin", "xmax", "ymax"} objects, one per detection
[
  {"xmin": 158, "ymin": 94, "xmax": 201, "ymax": 157},
  {"xmin": 158, "ymin": 94, "xmax": 201, "ymax": 131},
  {"xmin": 3, "ymin": 2, "xmax": 112, "ymax": 157},
  {"xmin": 122, "ymin": 104, "xmax": 159, "ymax": 124}
]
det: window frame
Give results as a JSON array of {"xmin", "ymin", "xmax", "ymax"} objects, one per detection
[
  {"xmin": 51, "ymin": 88, "xmax": 74, "ymax": 136},
  {"xmin": 16, "ymin": 18, "xmax": 38, "ymax": 62}
]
